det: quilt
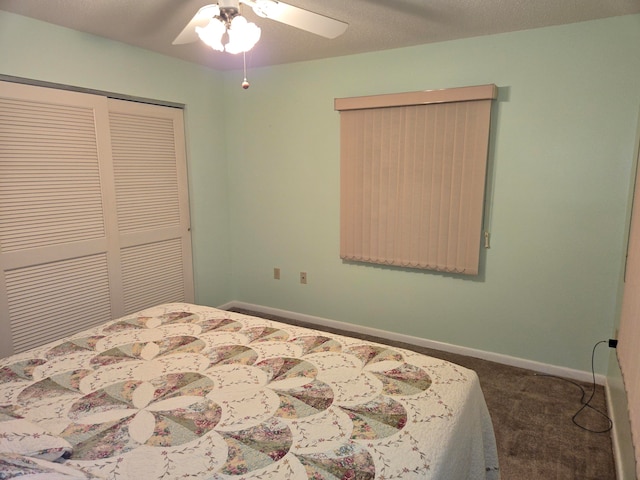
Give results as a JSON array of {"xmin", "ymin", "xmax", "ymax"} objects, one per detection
[{"xmin": 0, "ymin": 303, "xmax": 500, "ymax": 479}]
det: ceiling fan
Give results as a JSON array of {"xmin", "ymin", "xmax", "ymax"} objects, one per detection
[{"xmin": 173, "ymin": 0, "xmax": 348, "ymax": 47}]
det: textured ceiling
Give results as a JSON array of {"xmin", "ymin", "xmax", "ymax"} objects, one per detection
[{"xmin": 1, "ymin": 0, "xmax": 639, "ymax": 71}]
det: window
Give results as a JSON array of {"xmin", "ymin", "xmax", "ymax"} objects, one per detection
[{"xmin": 335, "ymin": 84, "xmax": 497, "ymax": 275}]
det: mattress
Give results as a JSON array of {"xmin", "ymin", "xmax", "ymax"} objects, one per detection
[{"xmin": 0, "ymin": 303, "xmax": 500, "ymax": 479}]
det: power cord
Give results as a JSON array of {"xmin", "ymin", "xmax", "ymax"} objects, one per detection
[{"xmin": 534, "ymin": 340, "xmax": 613, "ymax": 433}]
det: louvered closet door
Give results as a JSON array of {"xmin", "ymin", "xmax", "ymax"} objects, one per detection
[
  {"xmin": 108, "ymin": 99, "xmax": 193, "ymax": 314},
  {"xmin": 0, "ymin": 82, "xmax": 193, "ymax": 357},
  {"xmin": 0, "ymin": 82, "xmax": 117, "ymax": 356}
]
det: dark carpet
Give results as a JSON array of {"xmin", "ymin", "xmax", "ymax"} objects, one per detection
[{"xmin": 229, "ymin": 307, "xmax": 616, "ymax": 479}]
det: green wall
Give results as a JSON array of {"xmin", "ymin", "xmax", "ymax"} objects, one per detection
[
  {"xmin": 0, "ymin": 10, "xmax": 231, "ymax": 306},
  {"xmin": 1, "ymin": 10, "xmax": 640, "ymax": 376},
  {"xmin": 223, "ymin": 14, "xmax": 640, "ymax": 374}
]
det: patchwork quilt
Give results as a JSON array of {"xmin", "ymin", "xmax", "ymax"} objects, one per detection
[{"xmin": 0, "ymin": 303, "xmax": 500, "ymax": 479}]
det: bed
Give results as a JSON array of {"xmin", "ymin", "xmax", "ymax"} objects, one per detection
[{"xmin": 0, "ymin": 303, "xmax": 500, "ymax": 479}]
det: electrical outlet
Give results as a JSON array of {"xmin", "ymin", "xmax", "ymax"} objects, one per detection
[
  {"xmin": 273, "ymin": 268, "xmax": 280, "ymax": 280},
  {"xmin": 300, "ymin": 272, "xmax": 307, "ymax": 284}
]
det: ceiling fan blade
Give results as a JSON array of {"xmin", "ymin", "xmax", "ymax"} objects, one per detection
[
  {"xmin": 172, "ymin": 4, "xmax": 221, "ymax": 45},
  {"xmin": 242, "ymin": 0, "xmax": 348, "ymax": 39}
]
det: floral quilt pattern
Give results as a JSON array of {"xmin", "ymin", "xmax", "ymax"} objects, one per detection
[{"xmin": 0, "ymin": 303, "xmax": 499, "ymax": 479}]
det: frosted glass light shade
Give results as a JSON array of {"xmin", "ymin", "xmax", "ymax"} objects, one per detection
[
  {"xmin": 225, "ymin": 16, "xmax": 262, "ymax": 54},
  {"xmin": 196, "ymin": 19, "xmax": 226, "ymax": 52},
  {"xmin": 195, "ymin": 15, "xmax": 261, "ymax": 54}
]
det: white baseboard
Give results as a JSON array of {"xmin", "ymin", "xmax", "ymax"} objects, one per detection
[
  {"xmin": 605, "ymin": 376, "xmax": 638, "ymax": 480},
  {"xmin": 606, "ymin": 380, "xmax": 624, "ymax": 480},
  {"xmin": 218, "ymin": 300, "xmax": 604, "ymax": 385}
]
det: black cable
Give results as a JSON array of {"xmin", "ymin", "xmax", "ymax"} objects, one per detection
[
  {"xmin": 571, "ymin": 340, "xmax": 613, "ymax": 433},
  {"xmin": 533, "ymin": 340, "xmax": 613, "ymax": 433}
]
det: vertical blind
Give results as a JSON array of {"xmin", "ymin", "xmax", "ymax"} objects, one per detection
[{"xmin": 335, "ymin": 85, "xmax": 497, "ymax": 275}]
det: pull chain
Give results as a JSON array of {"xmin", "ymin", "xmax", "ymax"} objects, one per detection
[{"xmin": 242, "ymin": 50, "xmax": 250, "ymax": 89}]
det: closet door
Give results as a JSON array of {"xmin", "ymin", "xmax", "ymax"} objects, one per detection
[
  {"xmin": 0, "ymin": 82, "xmax": 117, "ymax": 356},
  {"xmin": 0, "ymin": 82, "xmax": 193, "ymax": 357},
  {"xmin": 108, "ymin": 99, "xmax": 193, "ymax": 314}
]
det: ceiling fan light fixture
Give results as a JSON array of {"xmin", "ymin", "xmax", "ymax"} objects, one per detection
[
  {"xmin": 173, "ymin": 1, "xmax": 348, "ymax": 51},
  {"xmin": 195, "ymin": 11, "xmax": 261, "ymax": 54},
  {"xmin": 225, "ymin": 15, "xmax": 261, "ymax": 54}
]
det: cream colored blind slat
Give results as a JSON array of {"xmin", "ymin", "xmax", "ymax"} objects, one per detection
[{"xmin": 336, "ymin": 85, "xmax": 495, "ymax": 275}]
